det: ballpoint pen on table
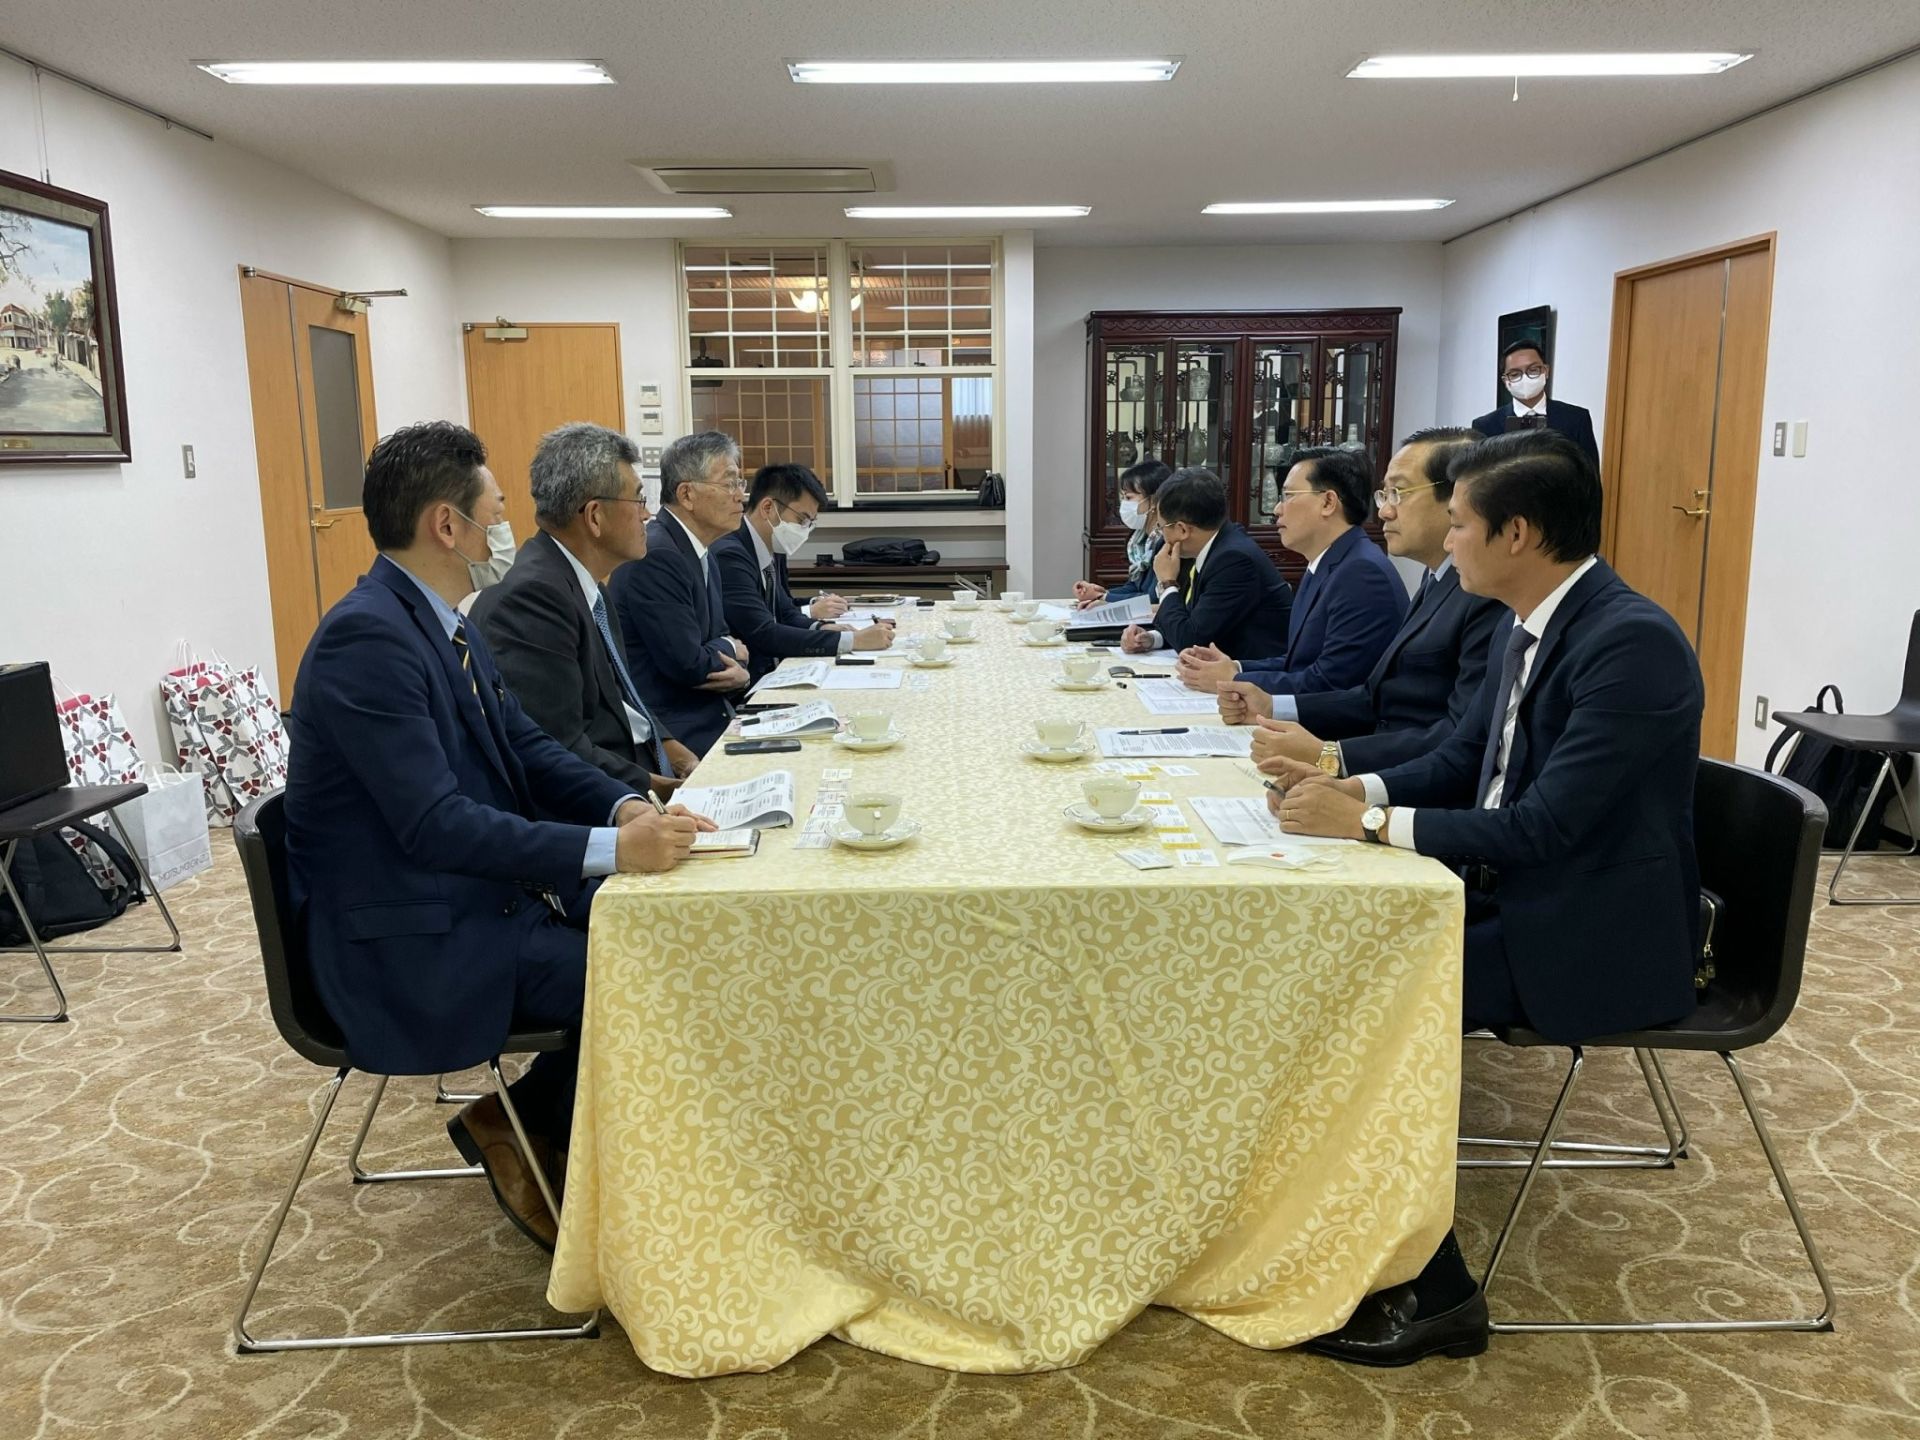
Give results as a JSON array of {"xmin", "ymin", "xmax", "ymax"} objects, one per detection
[{"xmin": 1119, "ymin": 727, "xmax": 1188, "ymax": 735}]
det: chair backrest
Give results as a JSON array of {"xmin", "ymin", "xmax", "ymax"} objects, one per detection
[
  {"xmin": 1693, "ymin": 758, "xmax": 1828, "ymax": 1048},
  {"xmin": 233, "ymin": 789, "xmax": 348, "ymax": 1068},
  {"xmin": 1898, "ymin": 610, "xmax": 1920, "ymax": 713}
]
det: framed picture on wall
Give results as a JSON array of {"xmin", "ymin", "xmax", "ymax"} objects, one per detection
[
  {"xmin": 1495, "ymin": 304, "xmax": 1555, "ymax": 412},
  {"xmin": 0, "ymin": 168, "xmax": 132, "ymax": 464}
]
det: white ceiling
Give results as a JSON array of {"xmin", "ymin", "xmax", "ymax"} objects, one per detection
[{"xmin": 8, "ymin": 0, "xmax": 1919, "ymax": 245}]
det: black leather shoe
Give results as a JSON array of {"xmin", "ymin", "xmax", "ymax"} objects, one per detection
[{"xmin": 1302, "ymin": 1282, "xmax": 1489, "ymax": 1367}]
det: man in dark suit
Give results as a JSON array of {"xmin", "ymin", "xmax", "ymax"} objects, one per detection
[
  {"xmin": 1118, "ymin": 467, "xmax": 1292, "ymax": 661},
  {"xmin": 470, "ymin": 423, "xmax": 697, "ymax": 794},
  {"xmin": 1268, "ymin": 429, "xmax": 1704, "ymax": 1365},
  {"xmin": 1471, "ymin": 338, "xmax": 1599, "ymax": 468},
  {"xmin": 607, "ymin": 431, "xmax": 753, "ymax": 756},
  {"xmin": 1178, "ymin": 448, "xmax": 1405, "ymax": 697},
  {"xmin": 1222, "ymin": 429, "xmax": 1506, "ymax": 773},
  {"xmin": 286, "ymin": 421, "xmax": 711, "ymax": 1250},
  {"xmin": 712, "ymin": 462, "xmax": 893, "ymax": 683}
]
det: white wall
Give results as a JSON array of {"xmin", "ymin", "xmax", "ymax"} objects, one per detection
[
  {"xmin": 1030, "ymin": 243, "xmax": 1446, "ymax": 597},
  {"xmin": 1441, "ymin": 52, "xmax": 1920, "ymax": 768},
  {"xmin": 0, "ymin": 64, "xmax": 462, "ymax": 761}
]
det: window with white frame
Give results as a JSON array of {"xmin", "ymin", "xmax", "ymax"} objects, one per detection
[{"xmin": 680, "ymin": 240, "xmax": 999, "ymax": 505}]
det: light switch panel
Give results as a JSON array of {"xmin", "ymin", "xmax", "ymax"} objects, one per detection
[
  {"xmin": 640, "ymin": 446, "xmax": 663, "ymax": 466},
  {"xmin": 637, "ymin": 382, "xmax": 661, "ymax": 406},
  {"xmin": 1791, "ymin": 421, "xmax": 1809, "ymax": 458},
  {"xmin": 639, "ymin": 409, "xmax": 663, "ymax": 434},
  {"xmin": 1771, "ymin": 422, "xmax": 1787, "ymax": 457}
]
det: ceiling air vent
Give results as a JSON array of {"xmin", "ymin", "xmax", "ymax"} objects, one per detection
[{"xmin": 631, "ymin": 162, "xmax": 890, "ymax": 195}]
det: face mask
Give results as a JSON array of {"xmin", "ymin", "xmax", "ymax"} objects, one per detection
[
  {"xmin": 771, "ymin": 519, "xmax": 811, "ymax": 555},
  {"xmin": 485, "ymin": 521, "xmax": 516, "ymax": 563},
  {"xmin": 1118, "ymin": 498, "xmax": 1145, "ymax": 531},
  {"xmin": 1506, "ymin": 371, "xmax": 1548, "ymax": 403}
]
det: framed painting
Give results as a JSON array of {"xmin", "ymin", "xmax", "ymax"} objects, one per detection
[
  {"xmin": 1494, "ymin": 304, "xmax": 1555, "ymax": 412},
  {"xmin": 0, "ymin": 168, "xmax": 131, "ymax": 464}
]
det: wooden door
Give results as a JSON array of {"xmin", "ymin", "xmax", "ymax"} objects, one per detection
[
  {"xmin": 463, "ymin": 323, "xmax": 624, "ymax": 540},
  {"xmin": 1602, "ymin": 236, "xmax": 1775, "ymax": 758},
  {"xmin": 239, "ymin": 270, "xmax": 379, "ymax": 705}
]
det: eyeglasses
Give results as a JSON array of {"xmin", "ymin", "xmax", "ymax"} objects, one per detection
[
  {"xmin": 1501, "ymin": 363, "xmax": 1547, "ymax": 382},
  {"xmin": 1277, "ymin": 486, "xmax": 1316, "ymax": 502},
  {"xmin": 693, "ymin": 468, "xmax": 747, "ymax": 495},
  {"xmin": 1374, "ymin": 479, "xmax": 1442, "ymax": 508},
  {"xmin": 582, "ymin": 493, "xmax": 649, "ymax": 515},
  {"xmin": 774, "ymin": 498, "xmax": 818, "ymax": 530}
]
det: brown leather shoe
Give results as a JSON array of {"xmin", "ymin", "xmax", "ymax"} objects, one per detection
[{"xmin": 447, "ymin": 1094, "xmax": 558, "ymax": 1253}]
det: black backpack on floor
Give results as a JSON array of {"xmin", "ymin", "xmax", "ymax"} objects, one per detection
[
  {"xmin": 1764, "ymin": 685, "xmax": 1914, "ymax": 849},
  {"xmin": 0, "ymin": 818, "xmax": 145, "ymax": 945}
]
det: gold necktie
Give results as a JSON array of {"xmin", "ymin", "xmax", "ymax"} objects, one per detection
[{"xmin": 450, "ymin": 619, "xmax": 480, "ymax": 699}]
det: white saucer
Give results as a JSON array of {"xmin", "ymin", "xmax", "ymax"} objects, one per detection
[
  {"xmin": 833, "ymin": 818, "xmax": 921, "ymax": 850},
  {"xmin": 833, "ymin": 729, "xmax": 903, "ymax": 751},
  {"xmin": 1064, "ymin": 802, "xmax": 1150, "ymax": 833},
  {"xmin": 948, "ymin": 602, "xmax": 982, "ymax": 613},
  {"xmin": 1051, "ymin": 676, "xmax": 1110, "ymax": 691},
  {"xmin": 938, "ymin": 633, "xmax": 978, "ymax": 644},
  {"xmin": 1021, "ymin": 634, "xmax": 1067, "ymax": 648},
  {"xmin": 1023, "ymin": 739, "xmax": 1092, "ymax": 763},
  {"xmin": 910, "ymin": 655, "xmax": 954, "ymax": 668}
]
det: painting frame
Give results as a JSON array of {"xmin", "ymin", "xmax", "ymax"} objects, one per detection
[
  {"xmin": 1494, "ymin": 304, "xmax": 1555, "ymax": 412},
  {"xmin": 0, "ymin": 167, "xmax": 132, "ymax": 465}
]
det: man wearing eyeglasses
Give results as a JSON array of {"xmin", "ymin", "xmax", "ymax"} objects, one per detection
[
  {"xmin": 1471, "ymin": 339, "xmax": 1598, "ymax": 467},
  {"xmin": 712, "ymin": 463, "xmax": 894, "ymax": 684},
  {"xmin": 608, "ymin": 431, "xmax": 756, "ymax": 755},
  {"xmin": 470, "ymin": 423, "xmax": 698, "ymax": 795}
]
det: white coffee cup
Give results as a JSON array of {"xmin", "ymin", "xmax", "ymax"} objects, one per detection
[
  {"xmin": 1082, "ymin": 776, "xmax": 1141, "ymax": 819},
  {"xmin": 950, "ymin": 589, "xmax": 978, "ymax": 608},
  {"xmin": 917, "ymin": 633, "xmax": 949, "ymax": 662},
  {"xmin": 1011, "ymin": 599, "xmax": 1041, "ymax": 621},
  {"xmin": 846, "ymin": 710, "xmax": 892, "ymax": 742},
  {"xmin": 1035, "ymin": 718, "xmax": 1086, "ymax": 750},
  {"xmin": 1060, "ymin": 652, "xmax": 1101, "ymax": 683},
  {"xmin": 848, "ymin": 792, "xmax": 902, "ymax": 836},
  {"xmin": 942, "ymin": 615, "xmax": 975, "ymax": 639},
  {"xmin": 1001, "ymin": 590, "xmax": 1027, "ymax": 605},
  {"xmin": 1025, "ymin": 619, "xmax": 1057, "ymax": 643}
]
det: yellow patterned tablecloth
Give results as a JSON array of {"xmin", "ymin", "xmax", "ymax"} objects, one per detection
[{"xmin": 548, "ymin": 604, "xmax": 1464, "ymax": 1376}]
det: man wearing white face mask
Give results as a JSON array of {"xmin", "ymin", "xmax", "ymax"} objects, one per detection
[
  {"xmin": 465, "ymin": 518, "xmax": 519, "ymax": 594},
  {"xmin": 1471, "ymin": 339, "xmax": 1598, "ymax": 468},
  {"xmin": 712, "ymin": 463, "xmax": 894, "ymax": 683}
]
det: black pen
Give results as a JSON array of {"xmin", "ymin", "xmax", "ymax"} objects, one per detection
[{"xmin": 1119, "ymin": 727, "xmax": 1189, "ymax": 735}]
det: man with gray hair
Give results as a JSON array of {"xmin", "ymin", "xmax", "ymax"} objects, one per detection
[
  {"xmin": 471, "ymin": 422, "xmax": 701, "ymax": 793},
  {"xmin": 608, "ymin": 430, "xmax": 754, "ymax": 756}
]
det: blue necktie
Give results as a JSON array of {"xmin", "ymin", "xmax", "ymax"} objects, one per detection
[
  {"xmin": 1476, "ymin": 625, "xmax": 1537, "ymax": 807},
  {"xmin": 592, "ymin": 593, "xmax": 672, "ymax": 777},
  {"xmin": 1416, "ymin": 569, "xmax": 1436, "ymax": 607}
]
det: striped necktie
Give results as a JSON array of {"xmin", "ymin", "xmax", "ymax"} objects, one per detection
[
  {"xmin": 449, "ymin": 617, "xmax": 480, "ymax": 698},
  {"xmin": 592, "ymin": 594, "xmax": 672, "ymax": 777}
]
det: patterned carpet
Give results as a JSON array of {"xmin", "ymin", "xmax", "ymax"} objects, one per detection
[{"xmin": 4, "ymin": 840, "xmax": 1919, "ymax": 1439}]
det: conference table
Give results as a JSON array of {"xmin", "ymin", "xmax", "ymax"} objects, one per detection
[{"xmin": 547, "ymin": 601, "xmax": 1465, "ymax": 1377}]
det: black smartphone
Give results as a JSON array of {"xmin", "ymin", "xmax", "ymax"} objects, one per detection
[
  {"xmin": 738, "ymin": 701, "xmax": 797, "ymax": 714},
  {"xmin": 724, "ymin": 738, "xmax": 802, "ymax": 755},
  {"xmin": 834, "ymin": 656, "xmax": 876, "ymax": 666}
]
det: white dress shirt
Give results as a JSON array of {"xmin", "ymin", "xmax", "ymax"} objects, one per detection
[
  {"xmin": 1512, "ymin": 395, "xmax": 1549, "ymax": 420},
  {"xmin": 1361, "ymin": 556, "xmax": 1597, "ymax": 849},
  {"xmin": 748, "ymin": 520, "xmax": 852, "ymax": 653},
  {"xmin": 551, "ymin": 537, "xmax": 657, "ymax": 748}
]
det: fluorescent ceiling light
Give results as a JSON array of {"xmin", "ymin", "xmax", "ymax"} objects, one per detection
[
  {"xmin": 476, "ymin": 205, "xmax": 731, "ymax": 219},
  {"xmin": 684, "ymin": 263, "xmax": 773, "ymax": 271},
  {"xmin": 788, "ymin": 59, "xmax": 1178, "ymax": 85},
  {"xmin": 845, "ymin": 205, "xmax": 1089, "ymax": 219},
  {"xmin": 1349, "ymin": 52, "xmax": 1752, "ymax": 79},
  {"xmin": 197, "ymin": 60, "xmax": 615, "ymax": 86},
  {"xmin": 1203, "ymin": 199, "xmax": 1454, "ymax": 215},
  {"xmin": 859, "ymin": 263, "xmax": 994, "ymax": 270}
]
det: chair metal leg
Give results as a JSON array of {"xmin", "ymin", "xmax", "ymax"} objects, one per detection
[
  {"xmin": 1482, "ymin": 1047, "xmax": 1836, "ymax": 1334},
  {"xmin": 489, "ymin": 1060, "xmax": 564, "ymax": 1222},
  {"xmin": 233, "ymin": 1067, "xmax": 599, "ymax": 1353},
  {"xmin": 346, "ymin": 1074, "xmax": 483, "ymax": 1184},
  {"xmin": 1481, "ymin": 1047, "xmax": 1584, "ymax": 1306},
  {"xmin": 1828, "ymin": 756, "xmax": 1920, "ymax": 906},
  {"xmin": 0, "ymin": 812, "xmax": 186, "ymax": 1023},
  {"xmin": 436, "ymin": 1075, "xmax": 483, "ymax": 1105},
  {"xmin": 1460, "ymin": 1044, "xmax": 1688, "ymax": 1170}
]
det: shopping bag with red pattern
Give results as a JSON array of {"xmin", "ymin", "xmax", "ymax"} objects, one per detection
[
  {"xmin": 161, "ymin": 649, "xmax": 290, "ymax": 826},
  {"xmin": 52, "ymin": 687, "xmax": 143, "ymax": 891}
]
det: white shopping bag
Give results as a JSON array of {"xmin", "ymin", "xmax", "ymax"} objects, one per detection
[{"xmin": 113, "ymin": 766, "xmax": 214, "ymax": 892}]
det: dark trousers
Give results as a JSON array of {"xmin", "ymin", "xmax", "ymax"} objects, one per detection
[
  {"xmin": 1461, "ymin": 890, "xmax": 1526, "ymax": 1033},
  {"xmin": 502, "ymin": 884, "xmax": 594, "ymax": 1145}
]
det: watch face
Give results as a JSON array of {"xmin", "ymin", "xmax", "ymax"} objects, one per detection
[{"xmin": 1362, "ymin": 806, "xmax": 1388, "ymax": 834}]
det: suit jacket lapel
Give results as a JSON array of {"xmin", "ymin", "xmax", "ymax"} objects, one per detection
[
  {"xmin": 1291, "ymin": 527, "xmax": 1352, "ymax": 645},
  {"xmin": 664, "ymin": 511, "xmax": 709, "ymax": 630},
  {"xmin": 1507, "ymin": 560, "xmax": 1617, "ymax": 788},
  {"xmin": 1369, "ymin": 566, "xmax": 1457, "ymax": 687},
  {"xmin": 373, "ymin": 558, "xmax": 516, "ymax": 790}
]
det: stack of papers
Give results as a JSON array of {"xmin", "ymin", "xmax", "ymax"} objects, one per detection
[
  {"xmin": 674, "ymin": 771, "xmax": 799, "ymax": 829},
  {"xmin": 1073, "ymin": 593, "xmax": 1153, "ymax": 626},
  {"xmin": 737, "ymin": 700, "xmax": 841, "ymax": 737},
  {"xmin": 1132, "ymin": 678, "xmax": 1225, "ymax": 717},
  {"xmin": 753, "ymin": 660, "xmax": 905, "ymax": 693},
  {"xmin": 1094, "ymin": 727, "xmax": 1253, "ymax": 759}
]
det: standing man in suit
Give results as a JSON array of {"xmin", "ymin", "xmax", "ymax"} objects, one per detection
[
  {"xmin": 286, "ymin": 421, "xmax": 713, "ymax": 1251},
  {"xmin": 1221, "ymin": 429, "xmax": 1506, "ymax": 774},
  {"xmin": 1118, "ymin": 467, "xmax": 1292, "ymax": 661},
  {"xmin": 712, "ymin": 462, "xmax": 894, "ymax": 683},
  {"xmin": 607, "ymin": 431, "xmax": 753, "ymax": 757},
  {"xmin": 1178, "ymin": 448, "xmax": 1405, "ymax": 698},
  {"xmin": 1471, "ymin": 338, "xmax": 1599, "ymax": 468},
  {"xmin": 1265, "ymin": 429, "xmax": 1703, "ymax": 1364},
  {"xmin": 469, "ymin": 422, "xmax": 697, "ymax": 794}
]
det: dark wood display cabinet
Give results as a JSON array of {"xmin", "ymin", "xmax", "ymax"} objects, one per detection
[{"xmin": 1084, "ymin": 308, "xmax": 1401, "ymax": 586}]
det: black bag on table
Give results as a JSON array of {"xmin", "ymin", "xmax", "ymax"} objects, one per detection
[
  {"xmin": 1764, "ymin": 685, "xmax": 1914, "ymax": 849},
  {"xmin": 840, "ymin": 537, "xmax": 940, "ymax": 567},
  {"xmin": 0, "ymin": 818, "xmax": 144, "ymax": 945}
]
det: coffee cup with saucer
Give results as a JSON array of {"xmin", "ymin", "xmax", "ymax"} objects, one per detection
[
  {"xmin": 1023, "ymin": 718, "xmax": 1090, "ymax": 762},
  {"xmin": 940, "ymin": 615, "xmax": 976, "ymax": 643},
  {"xmin": 910, "ymin": 633, "xmax": 952, "ymax": 667},
  {"xmin": 1023, "ymin": 619, "xmax": 1065, "ymax": 646},
  {"xmin": 835, "ymin": 791, "xmax": 920, "ymax": 849},
  {"xmin": 1066, "ymin": 777, "xmax": 1148, "ymax": 832},
  {"xmin": 835, "ymin": 710, "xmax": 901, "ymax": 750},
  {"xmin": 1054, "ymin": 653, "xmax": 1107, "ymax": 690}
]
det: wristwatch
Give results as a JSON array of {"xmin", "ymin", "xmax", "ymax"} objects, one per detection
[{"xmin": 1361, "ymin": 805, "xmax": 1388, "ymax": 844}]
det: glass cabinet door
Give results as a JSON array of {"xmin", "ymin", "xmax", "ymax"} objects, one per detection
[
  {"xmin": 1170, "ymin": 342, "xmax": 1233, "ymax": 475},
  {"xmin": 1100, "ymin": 344, "xmax": 1164, "ymax": 521},
  {"xmin": 1315, "ymin": 338, "xmax": 1384, "ymax": 456},
  {"xmin": 1248, "ymin": 342, "xmax": 1313, "ymax": 519}
]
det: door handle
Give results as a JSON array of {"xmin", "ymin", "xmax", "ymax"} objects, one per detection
[
  {"xmin": 1671, "ymin": 505, "xmax": 1710, "ymax": 518},
  {"xmin": 310, "ymin": 512, "xmax": 338, "ymax": 530}
]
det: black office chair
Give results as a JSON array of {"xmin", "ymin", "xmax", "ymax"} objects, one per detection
[
  {"xmin": 1772, "ymin": 609, "xmax": 1920, "ymax": 905},
  {"xmin": 229, "ymin": 790, "xmax": 598, "ymax": 1353},
  {"xmin": 1476, "ymin": 759, "xmax": 1837, "ymax": 1335}
]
